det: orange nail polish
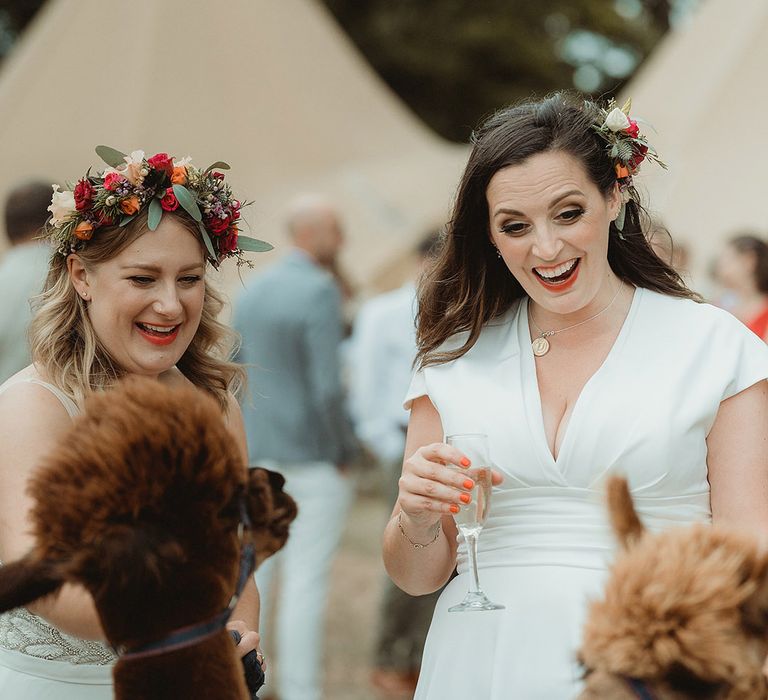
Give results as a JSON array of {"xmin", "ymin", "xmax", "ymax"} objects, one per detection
[
  {"xmin": 459, "ymin": 493, "xmax": 471, "ymax": 504},
  {"xmin": 463, "ymin": 479, "xmax": 474, "ymax": 490},
  {"xmin": 449, "ymin": 504, "xmax": 460, "ymax": 514},
  {"xmin": 460, "ymin": 457, "xmax": 470, "ymax": 467}
]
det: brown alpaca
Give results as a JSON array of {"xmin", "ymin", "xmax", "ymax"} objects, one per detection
[
  {"xmin": 0, "ymin": 377, "xmax": 297, "ymax": 700},
  {"xmin": 578, "ymin": 477, "xmax": 768, "ymax": 700}
]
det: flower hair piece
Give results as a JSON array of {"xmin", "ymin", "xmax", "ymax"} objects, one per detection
[
  {"xmin": 46, "ymin": 146, "xmax": 272, "ymax": 267},
  {"xmin": 592, "ymin": 98, "xmax": 666, "ymax": 232}
]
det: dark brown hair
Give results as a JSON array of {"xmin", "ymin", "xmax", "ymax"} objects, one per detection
[
  {"xmin": 417, "ymin": 92, "xmax": 697, "ymax": 367},
  {"xmin": 728, "ymin": 234, "xmax": 768, "ymax": 294},
  {"xmin": 4, "ymin": 181, "xmax": 53, "ymax": 245}
]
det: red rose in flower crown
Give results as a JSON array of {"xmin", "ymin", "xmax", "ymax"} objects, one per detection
[
  {"xmin": 221, "ymin": 230, "xmax": 239, "ymax": 254},
  {"xmin": 96, "ymin": 210, "xmax": 116, "ymax": 227},
  {"xmin": 208, "ymin": 216, "xmax": 231, "ymax": 235},
  {"xmin": 629, "ymin": 143, "xmax": 649, "ymax": 171},
  {"xmin": 625, "ymin": 119, "xmax": 640, "ymax": 139},
  {"xmin": 147, "ymin": 153, "xmax": 174, "ymax": 176},
  {"xmin": 73, "ymin": 179, "xmax": 95, "ymax": 211},
  {"xmin": 45, "ymin": 145, "xmax": 273, "ymax": 267},
  {"xmin": 103, "ymin": 172, "xmax": 124, "ymax": 191},
  {"xmin": 160, "ymin": 188, "xmax": 179, "ymax": 212}
]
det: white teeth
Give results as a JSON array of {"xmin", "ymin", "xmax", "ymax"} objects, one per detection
[
  {"xmin": 535, "ymin": 259, "xmax": 578, "ymax": 280},
  {"xmin": 140, "ymin": 323, "xmax": 176, "ymax": 333}
]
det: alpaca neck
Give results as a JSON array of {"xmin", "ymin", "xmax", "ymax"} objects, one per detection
[{"xmin": 113, "ymin": 629, "xmax": 248, "ymax": 700}]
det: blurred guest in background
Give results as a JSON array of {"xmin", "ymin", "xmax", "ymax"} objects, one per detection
[
  {"xmin": 348, "ymin": 232, "xmax": 441, "ymax": 696},
  {"xmin": 0, "ymin": 182, "xmax": 54, "ymax": 383},
  {"xmin": 234, "ymin": 194, "xmax": 359, "ymax": 700},
  {"xmin": 713, "ymin": 233, "xmax": 768, "ymax": 341}
]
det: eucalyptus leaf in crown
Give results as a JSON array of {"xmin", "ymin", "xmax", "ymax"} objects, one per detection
[{"xmin": 46, "ymin": 146, "xmax": 272, "ymax": 267}]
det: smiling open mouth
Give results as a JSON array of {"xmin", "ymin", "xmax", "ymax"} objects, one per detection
[
  {"xmin": 533, "ymin": 258, "xmax": 580, "ymax": 286},
  {"xmin": 135, "ymin": 322, "xmax": 181, "ymax": 346},
  {"xmin": 136, "ymin": 323, "xmax": 179, "ymax": 337}
]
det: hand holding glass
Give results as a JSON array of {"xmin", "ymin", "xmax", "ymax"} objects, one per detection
[{"xmin": 446, "ymin": 433, "xmax": 504, "ymax": 612}]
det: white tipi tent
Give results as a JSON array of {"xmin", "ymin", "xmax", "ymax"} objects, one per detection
[
  {"xmin": 0, "ymin": 0, "xmax": 468, "ymax": 291},
  {"xmin": 623, "ymin": 0, "xmax": 768, "ymax": 292}
]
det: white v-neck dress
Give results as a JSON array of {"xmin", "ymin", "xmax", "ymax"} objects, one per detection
[{"xmin": 405, "ymin": 288, "xmax": 768, "ymax": 699}]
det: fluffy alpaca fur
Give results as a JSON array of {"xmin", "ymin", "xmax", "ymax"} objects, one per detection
[
  {"xmin": 0, "ymin": 377, "xmax": 297, "ymax": 700},
  {"xmin": 578, "ymin": 477, "xmax": 768, "ymax": 699}
]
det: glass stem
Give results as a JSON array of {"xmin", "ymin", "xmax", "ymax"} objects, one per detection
[{"xmin": 464, "ymin": 528, "xmax": 482, "ymax": 594}]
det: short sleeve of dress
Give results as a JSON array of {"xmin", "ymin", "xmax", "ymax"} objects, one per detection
[
  {"xmin": 716, "ymin": 311, "xmax": 768, "ymax": 401},
  {"xmin": 723, "ymin": 326, "xmax": 768, "ymax": 400},
  {"xmin": 403, "ymin": 368, "xmax": 427, "ymax": 410}
]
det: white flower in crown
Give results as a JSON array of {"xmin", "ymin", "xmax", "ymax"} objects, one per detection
[
  {"xmin": 122, "ymin": 149, "xmax": 146, "ymax": 185},
  {"xmin": 604, "ymin": 107, "xmax": 631, "ymax": 132},
  {"xmin": 174, "ymin": 156, "xmax": 193, "ymax": 167},
  {"xmin": 47, "ymin": 184, "xmax": 76, "ymax": 228}
]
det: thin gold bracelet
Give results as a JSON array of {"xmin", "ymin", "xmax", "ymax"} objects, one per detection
[{"xmin": 397, "ymin": 511, "xmax": 441, "ymax": 549}]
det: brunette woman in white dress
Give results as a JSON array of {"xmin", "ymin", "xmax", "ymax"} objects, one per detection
[{"xmin": 382, "ymin": 94, "xmax": 768, "ymax": 699}]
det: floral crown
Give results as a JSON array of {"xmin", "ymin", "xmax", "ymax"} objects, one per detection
[
  {"xmin": 592, "ymin": 98, "xmax": 665, "ymax": 231},
  {"xmin": 47, "ymin": 146, "xmax": 272, "ymax": 267}
]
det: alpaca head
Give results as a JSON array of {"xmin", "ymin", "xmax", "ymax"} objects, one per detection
[
  {"xmin": 578, "ymin": 477, "xmax": 768, "ymax": 700},
  {"xmin": 0, "ymin": 377, "xmax": 296, "ymax": 650}
]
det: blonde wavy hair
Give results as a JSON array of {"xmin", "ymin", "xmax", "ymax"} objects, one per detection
[{"xmin": 29, "ymin": 211, "xmax": 244, "ymax": 411}]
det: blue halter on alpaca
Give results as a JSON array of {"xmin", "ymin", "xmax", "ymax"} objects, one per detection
[
  {"xmin": 118, "ymin": 495, "xmax": 256, "ymax": 661},
  {"xmin": 625, "ymin": 677, "xmax": 658, "ymax": 700}
]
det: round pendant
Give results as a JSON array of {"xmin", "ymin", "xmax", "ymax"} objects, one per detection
[{"xmin": 531, "ymin": 336, "xmax": 550, "ymax": 357}]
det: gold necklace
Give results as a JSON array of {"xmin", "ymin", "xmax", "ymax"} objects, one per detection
[{"xmin": 529, "ymin": 284, "xmax": 622, "ymax": 357}]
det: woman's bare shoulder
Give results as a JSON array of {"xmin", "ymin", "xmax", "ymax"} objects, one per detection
[{"xmin": 0, "ymin": 366, "xmax": 73, "ymax": 433}]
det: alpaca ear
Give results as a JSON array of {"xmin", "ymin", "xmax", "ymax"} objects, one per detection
[
  {"xmin": 605, "ymin": 476, "xmax": 645, "ymax": 549},
  {"xmin": 246, "ymin": 467, "xmax": 297, "ymax": 564},
  {"xmin": 246, "ymin": 468, "xmax": 276, "ymax": 529},
  {"xmin": 264, "ymin": 469, "xmax": 286, "ymax": 491},
  {"xmin": 0, "ymin": 554, "xmax": 64, "ymax": 613}
]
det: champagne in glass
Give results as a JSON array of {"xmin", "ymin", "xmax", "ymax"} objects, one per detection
[
  {"xmin": 451, "ymin": 464, "xmax": 492, "ymax": 531},
  {"xmin": 446, "ymin": 433, "xmax": 504, "ymax": 612}
]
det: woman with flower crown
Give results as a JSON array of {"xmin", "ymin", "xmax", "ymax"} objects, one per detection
[
  {"xmin": 0, "ymin": 147, "xmax": 271, "ymax": 697},
  {"xmin": 381, "ymin": 93, "xmax": 768, "ymax": 698}
]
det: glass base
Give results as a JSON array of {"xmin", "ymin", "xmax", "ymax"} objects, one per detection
[{"xmin": 448, "ymin": 590, "xmax": 505, "ymax": 612}]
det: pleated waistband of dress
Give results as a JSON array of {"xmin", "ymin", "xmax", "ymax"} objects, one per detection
[{"xmin": 455, "ymin": 485, "xmax": 711, "ymax": 572}]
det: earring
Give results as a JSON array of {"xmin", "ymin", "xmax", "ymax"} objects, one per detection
[
  {"xmin": 80, "ymin": 291, "xmax": 90, "ymax": 301},
  {"xmin": 492, "ymin": 245, "xmax": 502, "ymax": 259}
]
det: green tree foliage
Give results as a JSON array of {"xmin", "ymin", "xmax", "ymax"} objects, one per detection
[
  {"xmin": 0, "ymin": 0, "xmax": 40, "ymax": 56},
  {"xmin": 322, "ymin": 0, "xmax": 674, "ymax": 141}
]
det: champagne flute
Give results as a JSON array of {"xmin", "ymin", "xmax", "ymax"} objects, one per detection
[{"xmin": 446, "ymin": 433, "xmax": 504, "ymax": 612}]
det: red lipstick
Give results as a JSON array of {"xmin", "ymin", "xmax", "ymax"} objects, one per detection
[
  {"xmin": 533, "ymin": 259, "xmax": 580, "ymax": 292},
  {"xmin": 135, "ymin": 323, "xmax": 180, "ymax": 346}
]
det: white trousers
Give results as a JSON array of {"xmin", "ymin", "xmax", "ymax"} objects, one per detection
[{"xmin": 256, "ymin": 461, "xmax": 354, "ymax": 700}]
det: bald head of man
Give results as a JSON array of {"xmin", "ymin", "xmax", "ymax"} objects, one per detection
[{"xmin": 286, "ymin": 195, "xmax": 344, "ymax": 267}]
